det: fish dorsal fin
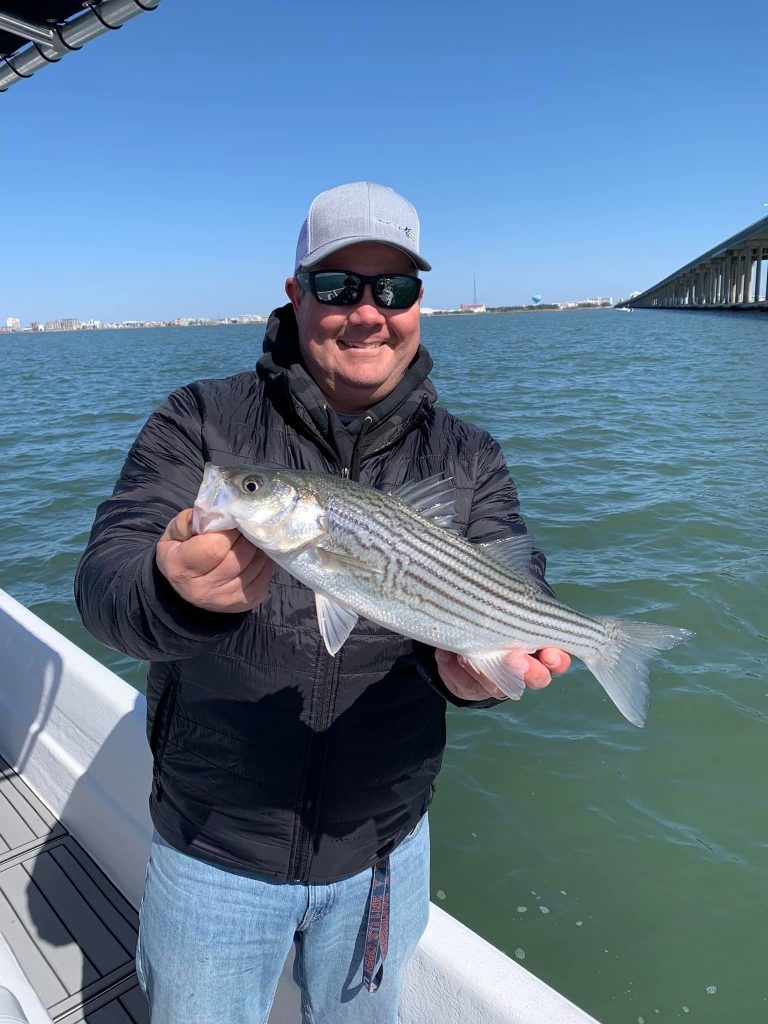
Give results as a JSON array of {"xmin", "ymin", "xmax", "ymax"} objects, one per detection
[
  {"xmin": 462, "ymin": 650, "xmax": 527, "ymax": 700},
  {"xmin": 477, "ymin": 533, "xmax": 535, "ymax": 575},
  {"xmin": 315, "ymin": 593, "xmax": 359, "ymax": 656},
  {"xmin": 390, "ymin": 474, "xmax": 459, "ymax": 531}
]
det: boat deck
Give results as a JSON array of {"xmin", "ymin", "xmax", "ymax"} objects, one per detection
[{"xmin": 0, "ymin": 755, "xmax": 148, "ymax": 1023}]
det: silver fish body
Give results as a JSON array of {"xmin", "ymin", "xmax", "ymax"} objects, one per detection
[{"xmin": 192, "ymin": 464, "xmax": 693, "ymax": 727}]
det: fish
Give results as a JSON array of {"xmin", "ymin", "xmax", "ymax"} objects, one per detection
[{"xmin": 191, "ymin": 464, "xmax": 694, "ymax": 727}]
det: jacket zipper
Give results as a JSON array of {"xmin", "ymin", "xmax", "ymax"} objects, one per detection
[
  {"xmin": 288, "ymin": 648, "xmax": 343, "ymax": 880},
  {"xmin": 285, "ymin": 405, "xmax": 418, "ymax": 879},
  {"xmin": 357, "ymin": 397, "xmax": 427, "ymax": 466},
  {"xmin": 286, "ymin": 406, "xmax": 344, "ymax": 880}
]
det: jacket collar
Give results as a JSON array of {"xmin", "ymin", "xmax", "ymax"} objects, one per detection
[{"xmin": 256, "ymin": 304, "xmax": 437, "ymax": 453}]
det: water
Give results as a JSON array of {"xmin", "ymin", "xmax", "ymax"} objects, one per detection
[{"xmin": 1, "ymin": 310, "xmax": 766, "ymax": 1022}]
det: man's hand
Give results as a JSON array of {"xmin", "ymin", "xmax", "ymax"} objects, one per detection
[
  {"xmin": 434, "ymin": 647, "xmax": 571, "ymax": 702},
  {"xmin": 156, "ymin": 509, "xmax": 274, "ymax": 613}
]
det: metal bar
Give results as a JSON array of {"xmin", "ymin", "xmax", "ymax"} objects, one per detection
[
  {"xmin": 0, "ymin": 11, "xmax": 55, "ymax": 46},
  {"xmin": 0, "ymin": 0, "xmax": 161, "ymax": 92}
]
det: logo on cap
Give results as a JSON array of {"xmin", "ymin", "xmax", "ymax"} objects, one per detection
[{"xmin": 374, "ymin": 216, "xmax": 417, "ymax": 243}]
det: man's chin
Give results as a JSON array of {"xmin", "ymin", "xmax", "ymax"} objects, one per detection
[{"xmin": 328, "ymin": 372, "xmax": 396, "ymax": 412}]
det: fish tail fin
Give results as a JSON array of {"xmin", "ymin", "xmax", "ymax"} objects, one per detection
[{"xmin": 582, "ymin": 620, "xmax": 694, "ymax": 728}]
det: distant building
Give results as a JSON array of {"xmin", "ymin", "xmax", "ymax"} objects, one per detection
[
  {"xmin": 5, "ymin": 317, "xmax": 21, "ymax": 330},
  {"xmin": 45, "ymin": 319, "xmax": 82, "ymax": 330},
  {"xmin": 459, "ymin": 303, "xmax": 487, "ymax": 313},
  {"xmin": 29, "ymin": 322, "xmax": 44, "ymax": 332}
]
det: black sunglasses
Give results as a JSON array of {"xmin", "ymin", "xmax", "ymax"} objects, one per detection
[{"xmin": 297, "ymin": 270, "xmax": 422, "ymax": 310}]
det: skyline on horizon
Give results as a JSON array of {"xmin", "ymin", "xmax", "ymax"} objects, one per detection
[
  {"xmin": 3, "ymin": 0, "xmax": 768, "ymax": 324},
  {"xmin": 3, "ymin": 291, "xmax": 617, "ymax": 329}
]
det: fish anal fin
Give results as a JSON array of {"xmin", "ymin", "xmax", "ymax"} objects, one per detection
[
  {"xmin": 315, "ymin": 594, "xmax": 359, "ymax": 656},
  {"xmin": 463, "ymin": 649, "xmax": 528, "ymax": 700}
]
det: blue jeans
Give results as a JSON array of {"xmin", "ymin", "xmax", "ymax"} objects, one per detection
[{"xmin": 136, "ymin": 818, "xmax": 430, "ymax": 1024}]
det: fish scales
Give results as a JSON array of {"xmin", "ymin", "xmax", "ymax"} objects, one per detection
[
  {"xmin": 192, "ymin": 464, "xmax": 694, "ymax": 726},
  {"xmin": 328, "ymin": 491, "xmax": 606, "ymax": 645},
  {"xmin": 317, "ymin": 491, "xmax": 607, "ymax": 653},
  {"xmin": 288, "ymin": 483, "xmax": 589, "ymax": 651}
]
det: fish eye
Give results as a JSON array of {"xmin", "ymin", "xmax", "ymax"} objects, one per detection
[{"xmin": 241, "ymin": 476, "xmax": 261, "ymax": 493}]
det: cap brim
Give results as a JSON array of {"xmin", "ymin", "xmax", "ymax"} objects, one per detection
[{"xmin": 298, "ymin": 236, "xmax": 431, "ymax": 274}]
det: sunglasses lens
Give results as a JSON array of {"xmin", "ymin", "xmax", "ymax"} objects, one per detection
[
  {"xmin": 306, "ymin": 272, "xmax": 421, "ymax": 308},
  {"xmin": 313, "ymin": 272, "xmax": 362, "ymax": 305},
  {"xmin": 375, "ymin": 275, "xmax": 420, "ymax": 309}
]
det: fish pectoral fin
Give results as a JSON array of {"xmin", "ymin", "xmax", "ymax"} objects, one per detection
[
  {"xmin": 463, "ymin": 650, "xmax": 528, "ymax": 700},
  {"xmin": 315, "ymin": 594, "xmax": 359, "ymax": 656},
  {"xmin": 314, "ymin": 543, "xmax": 383, "ymax": 576}
]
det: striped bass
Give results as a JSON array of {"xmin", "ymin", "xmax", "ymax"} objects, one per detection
[{"xmin": 192, "ymin": 464, "xmax": 693, "ymax": 727}]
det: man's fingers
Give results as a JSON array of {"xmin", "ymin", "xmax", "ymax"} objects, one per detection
[
  {"xmin": 172, "ymin": 531, "xmax": 245, "ymax": 577},
  {"xmin": 161, "ymin": 508, "xmax": 197, "ymax": 543},
  {"xmin": 224, "ymin": 534, "xmax": 265, "ymax": 575},
  {"xmin": 436, "ymin": 646, "xmax": 572, "ymax": 699},
  {"xmin": 239, "ymin": 548, "xmax": 273, "ymax": 590},
  {"xmin": 538, "ymin": 648, "xmax": 571, "ymax": 675},
  {"xmin": 515, "ymin": 649, "xmax": 571, "ymax": 689},
  {"xmin": 155, "ymin": 510, "xmax": 275, "ymax": 612},
  {"xmin": 159, "ymin": 509, "xmax": 252, "ymax": 580},
  {"xmin": 519, "ymin": 653, "xmax": 552, "ymax": 690},
  {"xmin": 241, "ymin": 558, "xmax": 275, "ymax": 606},
  {"xmin": 436, "ymin": 650, "xmax": 505, "ymax": 700}
]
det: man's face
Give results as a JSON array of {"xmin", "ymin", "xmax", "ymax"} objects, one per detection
[{"xmin": 285, "ymin": 242, "xmax": 423, "ymax": 414}]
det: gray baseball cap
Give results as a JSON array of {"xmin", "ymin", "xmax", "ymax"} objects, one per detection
[{"xmin": 294, "ymin": 181, "xmax": 431, "ymax": 274}]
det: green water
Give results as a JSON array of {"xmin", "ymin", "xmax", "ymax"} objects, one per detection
[{"xmin": 2, "ymin": 310, "xmax": 766, "ymax": 1022}]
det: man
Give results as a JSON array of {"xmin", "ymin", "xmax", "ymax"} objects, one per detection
[{"xmin": 75, "ymin": 181, "xmax": 570, "ymax": 1024}]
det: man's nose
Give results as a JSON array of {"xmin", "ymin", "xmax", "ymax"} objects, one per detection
[{"xmin": 347, "ymin": 285, "xmax": 386, "ymax": 324}]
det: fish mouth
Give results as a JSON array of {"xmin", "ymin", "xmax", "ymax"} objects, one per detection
[
  {"xmin": 192, "ymin": 506, "xmax": 235, "ymax": 534},
  {"xmin": 192, "ymin": 463, "xmax": 238, "ymax": 534}
]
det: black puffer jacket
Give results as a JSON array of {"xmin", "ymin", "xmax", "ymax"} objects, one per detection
[{"xmin": 75, "ymin": 304, "xmax": 549, "ymax": 882}]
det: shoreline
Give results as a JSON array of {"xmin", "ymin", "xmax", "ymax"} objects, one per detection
[{"xmin": 424, "ymin": 305, "xmax": 613, "ymax": 317}]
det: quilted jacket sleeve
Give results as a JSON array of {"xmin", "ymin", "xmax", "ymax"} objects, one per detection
[{"xmin": 74, "ymin": 385, "xmax": 247, "ymax": 661}]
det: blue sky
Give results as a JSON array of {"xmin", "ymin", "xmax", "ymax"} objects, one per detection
[{"xmin": 3, "ymin": 0, "xmax": 768, "ymax": 322}]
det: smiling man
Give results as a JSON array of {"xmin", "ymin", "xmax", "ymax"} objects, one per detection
[
  {"xmin": 287, "ymin": 243, "xmax": 423, "ymax": 411},
  {"xmin": 76, "ymin": 181, "xmax": 569, "ymax": 1024}
]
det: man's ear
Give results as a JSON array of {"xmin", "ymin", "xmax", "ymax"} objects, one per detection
[{"xmin": 285, "ymin": 276, "xmax": 302, "ymax": 314}]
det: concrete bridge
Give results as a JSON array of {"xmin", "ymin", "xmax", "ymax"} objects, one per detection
[{"xmin": 619, "ymin": 214, "xmax": 768, "ymax": 311}]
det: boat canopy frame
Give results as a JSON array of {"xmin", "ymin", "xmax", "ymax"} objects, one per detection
[{"xmin": 0, "ymin": 0, "xmax": 161, "ymax": 92}]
